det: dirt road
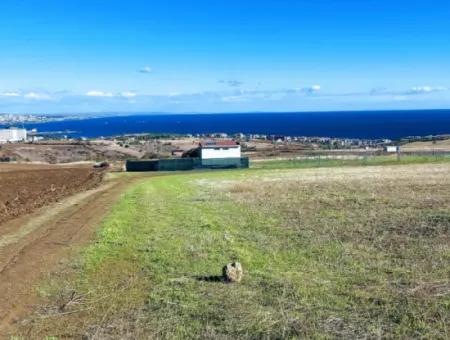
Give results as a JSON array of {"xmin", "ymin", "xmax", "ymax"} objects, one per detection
[{"xmin": 0, "ymin": 173, "xmax": 144, "ymax": 336}]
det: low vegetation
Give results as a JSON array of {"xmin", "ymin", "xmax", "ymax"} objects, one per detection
[
  {"xmin": 17, "ymin": 163, "xmax": 450, "ymax": 338},
  {"xmin": 252, "ymin": 153, "xmax": 450, "ymax": 169}
]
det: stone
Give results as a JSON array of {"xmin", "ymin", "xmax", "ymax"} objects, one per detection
[
  {"xmin": 223, "ymin": 231, "xmax": 232, "ymax": 242},
  {"xmin": 223, "ymin": 262, "xmax": 243, "ymax": 283}
]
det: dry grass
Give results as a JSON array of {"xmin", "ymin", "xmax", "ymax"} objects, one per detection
[
  {"xmin": 402, "ymin": 138, "xmax": 450, "ymax": 151},
  {"xmin": 221, "ymin": 164, "xmax": 450, "ymax": 337},
  {"xmin": 15, "ymin": 163, "xmax": 450, "ymax": 339}
]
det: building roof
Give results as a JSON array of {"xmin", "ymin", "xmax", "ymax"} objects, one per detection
[{"xmin": 199, "ymin": 140, "xmax": 238, "ymax": 148}]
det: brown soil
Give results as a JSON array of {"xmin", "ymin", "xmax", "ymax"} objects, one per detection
[
  {"xmin": 0, "ymin": 140, "xmax": 141, "ymax": 164},
  {"xmin": 0, "ymin": 165, "xmax": 103, "ymax": 225},
  {"xmin": 0, "ymin": 173, "xmax": 144, "ymax": 336}
]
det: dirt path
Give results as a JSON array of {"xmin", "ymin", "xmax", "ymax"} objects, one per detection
[{"xmin": 0, "ymin": 174, "xmax": 145, "ymax": 336}]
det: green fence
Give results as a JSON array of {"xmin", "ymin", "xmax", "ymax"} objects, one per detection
[
  {"xmin": 199, "ymin": 157, "xmax": 249, "ymax": 169},
  {"xmin": 158, "ymin": 158, "xmax": 195, "ymax": 171},
  {"xmin": 126, "ymin": 157, "xmax": 249, "ymax": 172}
]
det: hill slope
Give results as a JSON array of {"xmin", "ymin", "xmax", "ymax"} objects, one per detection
[{"xmin": 16, "ymin": 164, "xmax": 450, "ymax": 338}]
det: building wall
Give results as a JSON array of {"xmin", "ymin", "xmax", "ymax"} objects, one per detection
[
  {"xmin": 385, "ymin": 146, "xmax": 399, "ymax": 153},
  {"xmin": 0, "ymin": 128, "xmax": 27, "ymax": 143},
  {"xmin": 201, "ymin": 146, "xmax": 241, "ymax": 159},
  {"xmin": 126, "ymin": 157, "xmax": 249, "ymax": 171}
]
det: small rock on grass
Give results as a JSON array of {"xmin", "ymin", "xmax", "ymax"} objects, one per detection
[{"xmin": 223, "ymin": 262, "xmax": 243, "ymax": 283}]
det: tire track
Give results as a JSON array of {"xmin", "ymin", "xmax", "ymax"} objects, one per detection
[{"xmin": 0, "ymin": 175, "xmax": 142, "ymax": 336}]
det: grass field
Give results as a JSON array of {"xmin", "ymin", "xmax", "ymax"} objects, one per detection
[
  {"xmin": 401, "ymin": 138, "xmax": 450, "ymax": 152},
  {"xmin": 251, "ymin": 153, "xmax": 450, "ymax": 170},
  {"xmin": 18, "ymin": 163, "xmax": 450, "ymax": 338}
]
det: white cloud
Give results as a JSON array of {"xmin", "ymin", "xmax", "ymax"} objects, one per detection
[
  {"xmin": 304, "ymin": 84, "xmax": 321, "ymax": 93},
  {"xmin": 370, "ymin": 87, "xmax": 388, "ymax": 95},
  {"xmin": 393, "ymin": 95, "xmax": 408, "ymax": 101},
  {"xmin": 288, "ymin": 85, "xmax": 321, "ymax": 95},
  {"xmin": 219, "ymin": 80, "xmax": 243, "ymax": 87},
  {"xmin": 2, "ymin": 83, "xmax": 449, "ymax": 114},
  {"xmin": 139, "ymin": 66, "xmax": 152, "ymax": 74},
  {"xmin": 220, "ymin": 85, "xmax": 323, "ymax": 102},
  {"xmin": 0, "ymin": 91, "xmax": 21, "ymax": 97},
  {"xmin": 120, "ymin": 91, "xmax": 137, "ymax": 98},
  {"xmin": 85, "ymin": 90, "xmax": 114, "ymax": 97},
  {"xmin": 406, "ymin": 86, "xmax": 447, "ymax": 95},
  {"xmin": 221, "ymin": 95, "xmax": 248, "ymax": 102},
  {"xmin": 220, "ymin": 89, "xmax": 274, "ymax": 102},
  {"xmin": 24, "ymin": 92, "xmax": 51, "ymax": 100}
]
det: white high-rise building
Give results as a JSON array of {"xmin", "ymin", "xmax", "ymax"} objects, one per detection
[{"xmin": 0, "ymin": 127, "xmax": 27, "ymax": 143}]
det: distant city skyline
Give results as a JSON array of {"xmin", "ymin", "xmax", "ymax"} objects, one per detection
[{"xmin": 0, "ymin": 0, "xmax": 449, "ymax": 113}]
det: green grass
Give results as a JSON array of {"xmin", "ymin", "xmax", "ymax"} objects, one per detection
[
  {"xmin": 251, "ymin": 154, "xmax": 450, "ymax": 169},
  {"xmin": 18, "ymin": 164, "xmax": 450, "ymax": 339}
]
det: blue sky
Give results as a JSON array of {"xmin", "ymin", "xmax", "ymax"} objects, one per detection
[{"xmin": 0, "ymin": 0, "xmax": 449, "ymax": 113}]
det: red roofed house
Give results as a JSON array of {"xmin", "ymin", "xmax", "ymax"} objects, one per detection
[{"xmin": 126, "ymin": 139, "xmax": 248, "ymax": 171}]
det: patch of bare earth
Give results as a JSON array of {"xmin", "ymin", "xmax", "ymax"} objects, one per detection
[
  {"xmin": 0, "ymin": 141, "xmax": 141, "ymax": 163},
  {"xmin": 0, "ymin": 173, "xmax": 141, "ymax": 337},
  {"xmin": 0, "ymin": 165, "xmax": 103, "ymax": 225}
]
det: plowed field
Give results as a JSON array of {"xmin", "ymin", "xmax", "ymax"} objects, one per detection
[{"xmin": 0, "ymin": 165, "xmax": 103, "ymax": 225}]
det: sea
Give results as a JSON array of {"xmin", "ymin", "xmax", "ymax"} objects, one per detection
[{"xmin": 5, "ymin": 110, "xmax": 450, "ymax": 140}]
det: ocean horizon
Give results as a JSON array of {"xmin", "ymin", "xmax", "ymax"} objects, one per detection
[{"xmin": 4, "ymin": 109, "xmax": 450, "ymax": 140}]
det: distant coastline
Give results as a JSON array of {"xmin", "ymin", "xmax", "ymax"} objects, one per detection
[{"xmin": 1, "ymin": 109, "xmax": 450, "ymax": 140}]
